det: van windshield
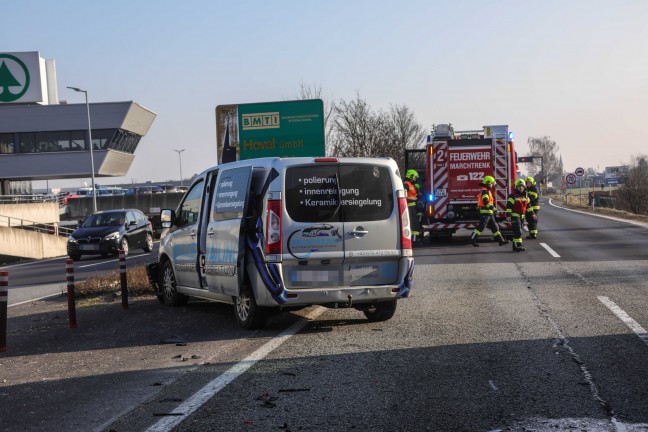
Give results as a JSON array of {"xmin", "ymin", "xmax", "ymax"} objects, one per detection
[{"xmin": 285, "ymin": 164, "xmax": 393, "ymax": 223}]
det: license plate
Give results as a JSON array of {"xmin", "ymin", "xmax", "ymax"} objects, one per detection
[{"xmin": 79, "ymin": 244, "xmax": 99, "ymax": 251}]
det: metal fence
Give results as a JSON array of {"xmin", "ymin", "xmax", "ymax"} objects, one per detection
[{"xmin": 0, "ymin": 214, "xmax": 74, "ymax": 238}]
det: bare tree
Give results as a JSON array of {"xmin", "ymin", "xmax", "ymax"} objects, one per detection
[
  {"xmin": 296, "ymin": 81, "xmax": 336, "ymax": 155},
  {"xmin": 384, "ymin": 104, "xmax": 426, "ymax": 173},
  {"xmin": 330, "ymin": 92, "xmax": 384, "ymax": 158},
  {"xmin": 527, "ymin": 136, "xmax": 561, "ymax": 185},
  {"xmin": 617, "ymin": 154, "xmax": 648, "ymax": 214}
]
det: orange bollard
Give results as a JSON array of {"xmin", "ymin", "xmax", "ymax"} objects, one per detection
[
  {"xmin": 66, "ymin": 260, "xmax": 77, "ymax": 329},
  {"xmin": 119, "ymin": 250, "xmax": 129, "ymax": 309},
  {"xmin": 0, "ymin": 271, "xmax": 8, "ymax": 352}
]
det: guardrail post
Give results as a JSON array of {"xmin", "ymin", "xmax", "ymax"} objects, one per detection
[
  {"xmin": 119, "ymin": 250, "xmax": 129, "ymax": 309},
  {"xmin": 0, "ymin": 271, "xmax": 8, "ymax": 352},
  {"xmin": 66, "ymin": 259, "xmax": 77, "ymax": 329}
]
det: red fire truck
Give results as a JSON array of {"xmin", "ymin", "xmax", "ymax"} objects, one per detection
[{"xmin": 405, "ymin": 124, "xmax": 518, "ymax": 240}]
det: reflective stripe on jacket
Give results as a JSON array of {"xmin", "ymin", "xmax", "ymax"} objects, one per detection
[
  {"xmin": 477, "ymin": 187, "xmax": 495, "ymax": 214},
  {"xmin": 404, "ymin": 180, "xmax": 417, "ymax": 206},
  {"xmin": 526, "ymin": 184, "xmax": 540, "ymax": 212},
  {"xmin": 506, "ymin": 190, "xmax": 530, "ymax": 217}
]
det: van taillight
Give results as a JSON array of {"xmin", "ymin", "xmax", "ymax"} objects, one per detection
[
  {"xmin": 399, "ymin": 196, "xmax": 412, "ymax": 249},
  {"xmin": 266, "ymin": 199, "xmax": 282, "ymax": 255}
]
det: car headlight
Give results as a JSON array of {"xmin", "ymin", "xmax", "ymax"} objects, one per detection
[
  {"xmin": 104, "ymin": 232, "xmax": 120, "ymax": 241},
  {"xmin": 67, "ymin": 235, "xmax": 77, "ymax": 243}
]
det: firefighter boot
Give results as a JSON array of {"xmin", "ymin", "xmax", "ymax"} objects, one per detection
[
  {"xmin": 526, "ymin": 234, "xmax": 537, "ymax": 240},
  {"xmin": 497, "ymin": 235, "xmax": 509, "ymax": 246},
  {"xmin": 470, "ymin": 232, "xmax": 479, "ymax": 247}
]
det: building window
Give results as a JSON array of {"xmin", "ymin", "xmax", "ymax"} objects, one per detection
[
  {"xmin": 0, "ymin": 133, "xmax": 15, "ymax": 154},
  {"xmin": 19, "ymin": 132, "xmax": 37, "ymax": 153},
  {"xmin": 92, "ymin": 129, "xmax": 115, "ymax": 150},
  {"xmin": 71, "ymin": 130, "xmax": 86, "ymax": 151}
]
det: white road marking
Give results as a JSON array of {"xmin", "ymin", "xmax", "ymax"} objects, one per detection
[
  {"xmin": 540, "ymin": 242, "xmax": 560, "ymax": 258},
  {"xmin": 145, "ymin": 306, "xmax": 328, "ymax": 432},
  {"xmin": 598, "ymin": 296, "xmax": 648, "ymax": 347}
]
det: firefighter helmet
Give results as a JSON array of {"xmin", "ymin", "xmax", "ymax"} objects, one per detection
[
  {"xmin": 406, "ymin": 169, "xmax": 419, "ymax": 180},
  {"xmin": 515, "ymin": 179, "xmax": 526, "ymax": 188},
  {"xmin": 482, "ymin": 175, "xmax": 495, "ymax": 185},
  {"xmin": 525, "ymin": 176, "xmax": 536, "ymax": 184}
]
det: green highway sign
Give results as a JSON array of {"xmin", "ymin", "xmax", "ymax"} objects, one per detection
[{"xmin": 216, "ymin": 99, "xmax": 325, "ymax": 163}]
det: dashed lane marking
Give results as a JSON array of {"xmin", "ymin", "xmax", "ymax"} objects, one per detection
[
  {"xmin": 540, "ymin": 242, "xmax": 560, "ymax": 258},
  {"xmin": 598, "ymin": 296, "xmax": 648, "ymax": 347}
]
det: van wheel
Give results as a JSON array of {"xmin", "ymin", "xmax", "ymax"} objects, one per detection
[
  {"xmin": 363, "ymin": 300, "xmax": 397, "ymax": 322},
  {"xmin": 234, "ymin": 283, "xmax": 268, "ymax": 330},
  {"xmin": 143, "ymin": 233, "xmax": 153, "ymax": 252},
  {"xmin": 161, "ymin": 261, "xmax": 188, "ymax": 306}
]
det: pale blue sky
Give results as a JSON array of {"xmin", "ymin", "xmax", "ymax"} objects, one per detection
[{"xmin": 5, "ymin": 0, "xmax": 648, "ymax": 189}]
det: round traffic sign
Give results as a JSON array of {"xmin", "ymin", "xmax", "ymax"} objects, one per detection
[
  {"xmin": 575, "ymin": 167, "xmax": 585, "ymax": 176},
  {"xmin": 566, "ymin": 173, "xmax": 577, "ymax": 184}
]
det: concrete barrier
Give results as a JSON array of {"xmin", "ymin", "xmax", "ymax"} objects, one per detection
[
  {"xmin": 66, "ymin": 194, "xmax": 183, "ymax": 219},
  {"xmin": 0, "ymin": 203, "xmax": 60, "ymax": 225},
  {"xmin": 0, "ymin": 226, "xmax": 67, "ymax": 259}
]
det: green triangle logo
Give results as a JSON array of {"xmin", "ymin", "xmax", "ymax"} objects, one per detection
[{"xmin": 0, "ymin": 54, "xmax": 30, "ymax": 102}]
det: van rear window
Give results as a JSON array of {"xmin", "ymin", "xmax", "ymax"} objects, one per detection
[{"xmin": 285, "ymin": 164, "xmax": 394, "ymax": 222}]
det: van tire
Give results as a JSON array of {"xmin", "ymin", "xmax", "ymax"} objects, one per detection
[
  {"xmin": 234, "ymin": 283, "xmax": 268, "ymax": 330},
  {"xmin": 363, "ymin": 300, "xmax": 397, "ymax": 322},
  {"xmin": 161, "ymin": 261, "xmax": 188, "ymax": 306}
]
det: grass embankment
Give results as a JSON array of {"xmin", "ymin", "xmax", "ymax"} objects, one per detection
[
  {"xmin": 547, "ymin": 194, "xmax": 648, "ymax": 224},
  {"xmin": 75, "ymin": 264, "xmax": 157, "ymax": 306}
]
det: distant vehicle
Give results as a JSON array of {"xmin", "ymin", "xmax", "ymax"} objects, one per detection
[
  {"xmin": 125, "ymin": 186, "xmax": 164, "ymax": 195},
  {"xmin": 67, "ymin": 209, "xmax": 154, "ymax": 260},
  {"xmin": 158, "ymin": 184, "xmax": 183, "ymax": 193},
  {"xmin": 66, "ymin": 186, "xmax": 125, "ymax": 199}
]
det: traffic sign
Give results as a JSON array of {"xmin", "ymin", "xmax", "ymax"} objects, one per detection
[
  {"xmin": 566, "ymin": 173, "xmax": 577, "ymax": 184},
  {"xmin": 575, "ymin": 167, "xmax": 585, "ymax": 176}
]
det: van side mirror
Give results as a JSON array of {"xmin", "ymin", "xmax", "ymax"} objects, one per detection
[{"xmin": 161, "ymin": 209, "xmax": 175, "ymax": 228}]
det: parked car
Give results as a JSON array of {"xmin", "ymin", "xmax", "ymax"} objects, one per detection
[
  {"xmin": 67, "ymin": 209, "xmax": 154, "ymax": 260},
  {"xmin": 125, "ymin": 186, "xmax": 164, "ymax": 195}
]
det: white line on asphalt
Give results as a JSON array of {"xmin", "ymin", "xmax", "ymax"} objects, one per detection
[
  {"xmin": 598, "ymin": 296, "xmax": 648, "ymax": 347},
  {"xmin": 540, "ymin": 242, "xmax": 560, "ymax": 258},
  {"xmin": 8, "ymin": 291, "xmax": 63, "ymax": 308},
  {"xmin": 144, "ymin": 306, "xmax": 328, "ymax": 432},
  {"xmin": 0, "ymin": 256, "xmax": 64, "ymax": 270}
]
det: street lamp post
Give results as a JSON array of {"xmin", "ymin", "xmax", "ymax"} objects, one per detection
[
  {"xmin": 67, "ymin": 86, "xmax": 97, "ymax": 213},
  {"xmin": 173, "ymin": 149, "xmax": 185, "ymax": 186}
]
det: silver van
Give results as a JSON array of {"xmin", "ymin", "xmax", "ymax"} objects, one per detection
[{"xmin": 147, "ymin": 156, "xmax": 414, "ymax": 329}]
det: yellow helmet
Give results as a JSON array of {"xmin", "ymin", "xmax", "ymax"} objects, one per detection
[
  {"xmin": 526, "ymin": 176, "xmax": 535, "ymax": 184},
  {"xmin": 406, "ymin": 169, "xmax": 419, "ymax": 180},
  {"xmin": 515, "ymin": 179, "xmax": 526, "ymax": 188},
  {"xmin": 482, "ymin": 175, "xmax": 495, "ymax": 185}
]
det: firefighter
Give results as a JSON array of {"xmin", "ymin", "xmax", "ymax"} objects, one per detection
[
  {"xmin": 404, "ymin": 169, "xmax": 422, "ymax": 244},
  {"xmin": 525, "ymin": 176, "xmax": 540, "ymax": 239},
  {"xmin": 506, "ymin": 179, "xmax": 535, "ymax": 252},
  {"xmin": 470, "ymin": 176, "xmax": 509, "ymax": 247}
]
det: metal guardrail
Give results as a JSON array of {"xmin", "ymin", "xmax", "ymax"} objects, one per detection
[
  {"xmin": 0, "ymin": 214, "xmax": 74, "ymax": 238},
  {"xmin": 0, "ymin": 195, "xmax": 59, "ymax": 205}
]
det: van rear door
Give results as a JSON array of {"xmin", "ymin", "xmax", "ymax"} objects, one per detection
[
  {"xmin": 283, "ymin": 161, "xmax": 398, "ymax": 288},
  {"xmin": 202, "ymin": 166, "xmax": 252, "ymax": 297},
  {"xmin": 337, "ymin": 163, "xmax": 399, "ymax": 286}
]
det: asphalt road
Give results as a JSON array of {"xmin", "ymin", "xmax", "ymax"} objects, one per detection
[{"xmin": 3, "ymin": 199, "xmax": 648, "ymax": 431}]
